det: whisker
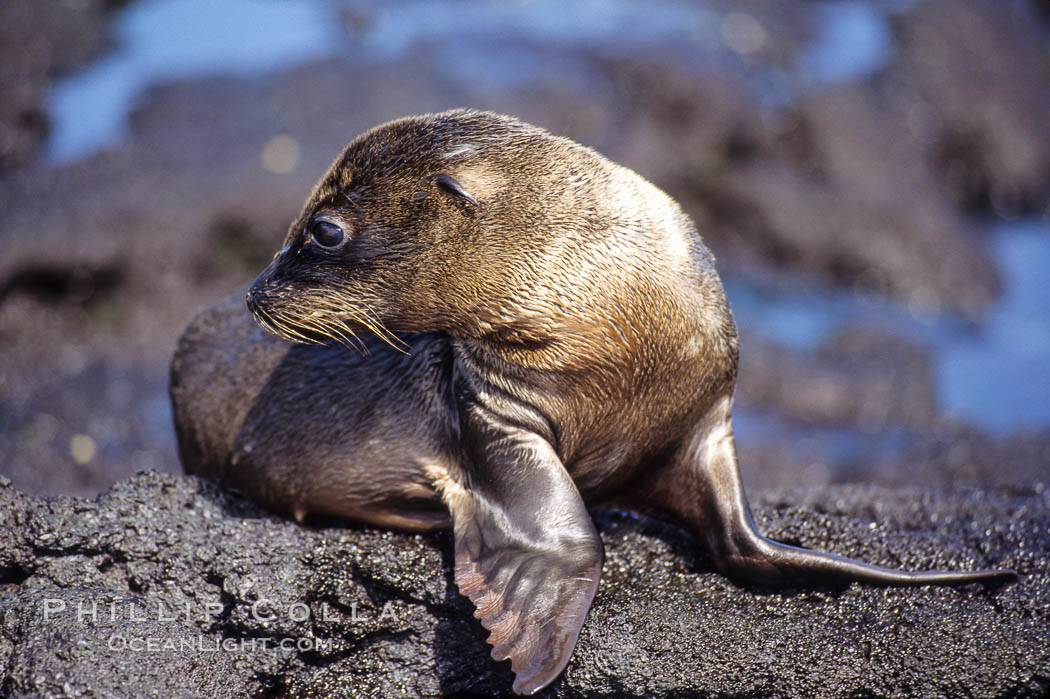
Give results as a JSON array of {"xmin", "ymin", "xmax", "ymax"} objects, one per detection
[
  {"xmin": 315, "ymin": 315, "xmax": 368, "ymax": 355},
  {"xmin": 255, "ymin": 289, "xmax": 408, "ymax": 357},
  {"xmin": 258, "ymin": 306, "xmax": 310, "ymax": 344},
  {"xmin": 358, "ymin": 301, "xmax": 410, "ymax": 353},
  {"xmin": 330, "ymin": 316, "xmax": 369, "ymax": 355},
  {"xmin": 274, "ymin": 307, "xmax": 325, "ymax": 345},
  {"xmin": 297, "ymin": 308, "xmax": 368, "ymax": 355}
]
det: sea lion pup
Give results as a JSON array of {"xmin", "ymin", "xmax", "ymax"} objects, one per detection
[{"xmin": 170, "ymin": 109, "xmax": 1016, "ymax": 695}]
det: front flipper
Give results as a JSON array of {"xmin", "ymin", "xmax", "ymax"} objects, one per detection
[{"xmin": 432, "ymin": 399, "xmax": 603, "ymax": 695}]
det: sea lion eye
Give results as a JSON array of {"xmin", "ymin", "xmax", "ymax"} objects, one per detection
[{"xmin": 309, "ymin": 220, "xmax": 345, "ymax": 249}]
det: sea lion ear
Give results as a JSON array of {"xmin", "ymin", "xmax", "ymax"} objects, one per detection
[
  {"xmin": 430, "ymin": 397, "xmax": 604, "ymax": 695},
  {"xmin": 433, "ymin": 173, "xmax": 479, "ymax": 207}
]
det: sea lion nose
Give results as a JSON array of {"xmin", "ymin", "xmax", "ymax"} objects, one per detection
[
  {"xmin": 245, "ymin": 276, "xmax": 268, "ymax": 315},
  {"xmin": 247, "ymin": 254, "xmax": 283, "ymax": 311}
]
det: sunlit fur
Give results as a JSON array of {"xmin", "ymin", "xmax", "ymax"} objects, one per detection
[
  {"xmin": 173, "ymin": 109, "xmax": 1016, "ymax": 698},
  {"xmin": 250, "ymin": 284, "xmax": 407, "ymax": 355}
]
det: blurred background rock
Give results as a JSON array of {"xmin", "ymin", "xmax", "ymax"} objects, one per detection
[{"xmin": 1, "ymin": 0, "xmax": 1048, "ymax": 498}]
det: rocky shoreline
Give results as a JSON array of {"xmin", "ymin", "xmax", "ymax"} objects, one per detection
[
  {"xmin": 3, "ymin": 0, "xmax": 1049, "ymax": 499},
  {"xmin": 2, "ymin": 471, "xmax": 1047, "ymax": 697},
  {"xmin": 2, "ymin": 0, "xmax": 1049, "ymax": 695}
]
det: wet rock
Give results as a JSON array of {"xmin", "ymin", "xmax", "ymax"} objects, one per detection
[
  {"xmin": 737, "ymin": 417, "xmax": 1050, "ymax": 494},
  {"xmin": 554, "ymin": 55, "xmax": 1005, "ymax": 319},
  {"xmin": 0, "ymin": 361, "xmax": 178, "ymax": 499},
  {"xmin": 889, "ymin": 0, "xmax": 1050, "ymax": 213},
  {"xmin": 686, "ymin": 85, "xmax": 1001, "ymax": 320},
  {"xmin": 0, "ymin": 0, "xmax": 116, "ymax": 170},
  {"xmin": 737, "ymin": 325, "xmax": 938, "ymax": 432},
  {"xmin": 0, "ymin": 471, "xmax": 1047, "ymax": 697},
  {"xmin": 851, "ymin": 424, "xmax": 1050, "ymax": 491}
]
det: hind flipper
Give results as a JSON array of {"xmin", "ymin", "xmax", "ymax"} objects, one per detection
[{"xmin": 640, "ymin": 395, "xmax": 1016, "ymax": 587}]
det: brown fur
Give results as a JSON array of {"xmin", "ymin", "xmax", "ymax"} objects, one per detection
[{"xmin": 171, "ymin": 110, "xmax": 1013, "ymax": 696}]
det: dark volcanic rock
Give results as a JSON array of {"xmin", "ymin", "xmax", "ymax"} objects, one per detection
[
  {"xmin": 1, "ymin": 471, "xmax": 1046, "ymax": 697},
  {"xmin": 0, "ymin": 0, "xmax": 116, "ymax": 170},
  {"xmin": 737, "ymin": 325, "xmax": 939, "ymax": 432},
  {"xmin": 890, "ymin": 0, "xmax": 1050, "ymax": 213},
  {"xmin": 685, "ymin": 84, "xmax": 1001, "ymax": 320}
]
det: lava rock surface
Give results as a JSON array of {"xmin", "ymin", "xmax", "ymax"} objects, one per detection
[{"xmin": 1, "ymin": 471, "xmax": 1046, "ymax": 697}]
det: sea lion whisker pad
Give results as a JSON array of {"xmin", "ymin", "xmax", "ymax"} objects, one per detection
[{"xmin": 170, "ymin": 109, "xmax": 1017, "ymax": 695}]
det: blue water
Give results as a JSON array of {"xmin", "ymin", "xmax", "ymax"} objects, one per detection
[
  {"xmin": 939, "ymin": 222, "xmax": 1050, "ymax": 433},
  {"xmin": 733, "ymin": 407, "xmax": 912, "ymax": 461},
  {"xmin": 352, "ymin": 0, "xmax": 713, "ymax": 57},
  {"xmin": 798, "ymin": 2, "xmax": 893, "ymax": 86},
  {"xmin": 46, "ymin": 0, "xmax": 716, "ymax": 161},
  {"xmin": 727, "ymin": 220, "xmax": 1050, "ymax": 436},
  {"xmin": 48, "ymin": 0, "xmax": 899, "ymax": 162},
  {"xmin": 47, "ymin": 0, "xmax": 343, "ymax": 162}
]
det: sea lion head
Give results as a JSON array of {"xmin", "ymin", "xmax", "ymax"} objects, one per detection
[{"xmin": 246, "ymin": 108, "xmax": 580, "ymax": 350}]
